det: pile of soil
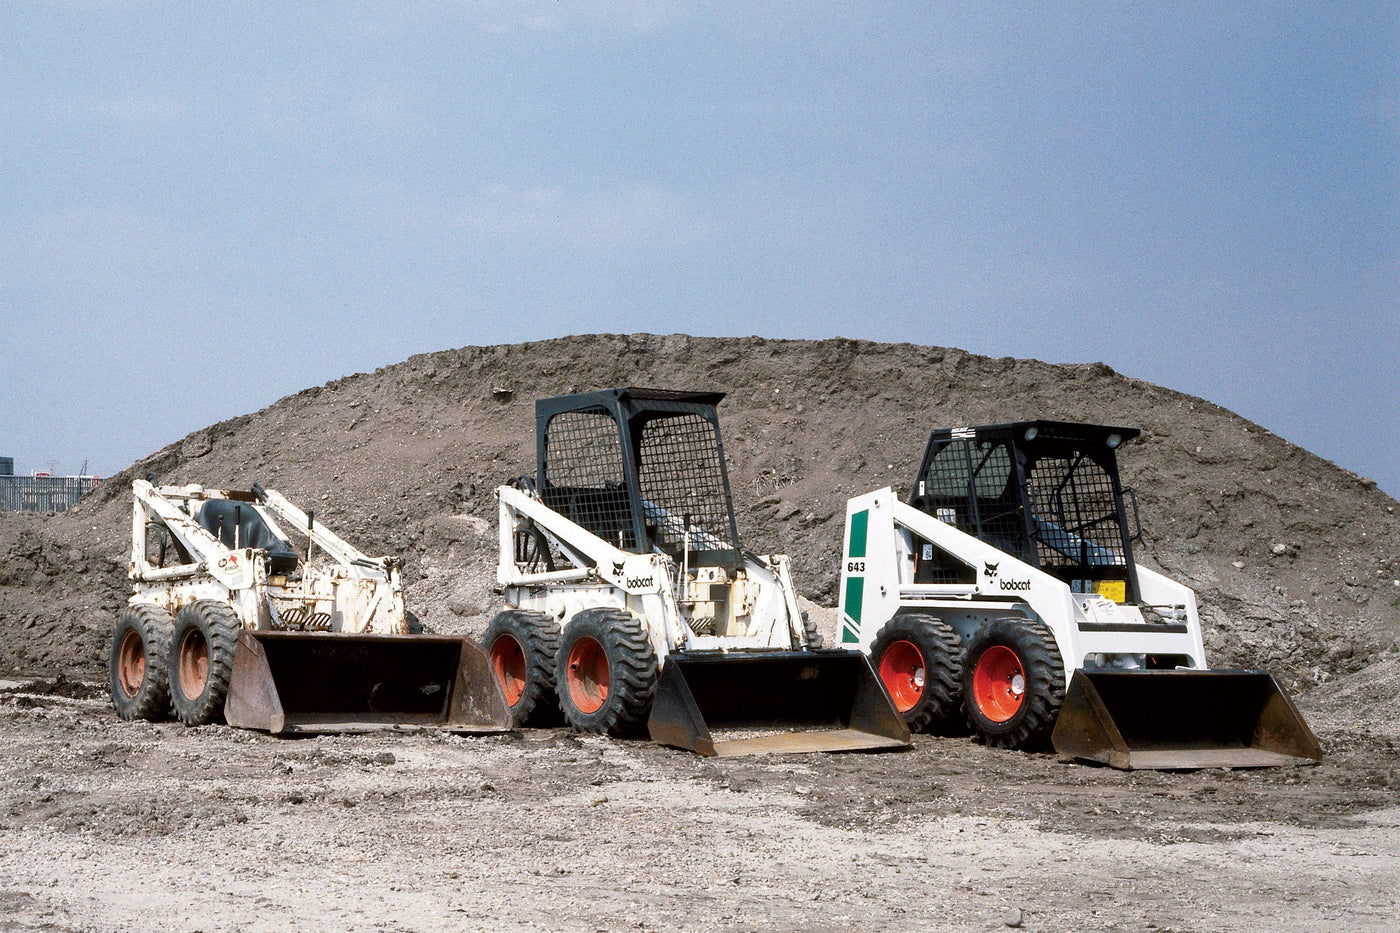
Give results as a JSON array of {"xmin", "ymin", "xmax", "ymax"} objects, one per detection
[{"xmin": 2, "ymin": 334, "xmax": 1396, "ymax": 713}]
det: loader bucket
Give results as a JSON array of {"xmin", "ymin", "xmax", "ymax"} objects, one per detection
[
  {"xmin": 224, "ymin": 630, "xmax": 512, "ymax": 735},
  {"xmin": 1051, "ymin": 669, "xmax": 1322, "ymax": 770},
  {"xmin": 647, "ymin": 650, "xmax": 911, "ymax": 757}
]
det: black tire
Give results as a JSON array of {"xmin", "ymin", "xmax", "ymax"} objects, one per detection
[
  {"xmin": 109, "ymin": 604, "xmax": 174, "ymax": 721},
  {"xmin": 961, "ymin": 618, "xmax": 1065, "ymax": 750},
  {"xmin": 555, "ymin": 607, "xmax": 658, "ymax": 736},
  {"xmin": 800, "ymin": 611, "xmax": 824, "ymax": 649},
  {"xmin": 168, "ymin": 600, "xmax": 240, "ymax": 726},
  {"xmin": 869, "ymin": 613, "xmax": 962, "ymax": 733},
  {"xmin": 484, "ymin": 608, "xmax": 561, "ymax": 727},
  {"xmin": 404, "ymin": 609, "xmax": 425, "ymax": 635}
]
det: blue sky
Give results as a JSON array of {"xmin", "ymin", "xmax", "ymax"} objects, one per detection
[{"xmin": 2, "ymin": 2, "xmax": 1396, "ymax": 493}]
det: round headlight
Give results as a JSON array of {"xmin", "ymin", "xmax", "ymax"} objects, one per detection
[
  {"xmin": 1024, "ymin": 426, "xmax": 1038, "ymax": 441},
  {"xmin": 1106, "ymin": 433, "xmax": 1122, "ymax": 449}
]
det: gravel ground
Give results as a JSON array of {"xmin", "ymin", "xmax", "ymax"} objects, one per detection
[{"xmin": 1, "ymin": 677, "xmax": 1397, "ymax": 933}]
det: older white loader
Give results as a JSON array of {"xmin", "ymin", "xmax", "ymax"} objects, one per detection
[
  {"xmin": 485, "ymin": 388, "xmax": 909, "ymax": 756},
  {"xmin": 110, "ymin": 479, "xmax": 508, "ymax": 734},
  {"xmin": 839, "ymin": 421, "xmax": 1321, "ymax": 769}
]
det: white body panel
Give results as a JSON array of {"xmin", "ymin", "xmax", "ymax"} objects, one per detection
[
  {"xmin": 496, "ymin": 484, "xmax": 810, "ymax": 664},
  {"xmin": 837, "ymin": 487, "xmax": 1208, "ymax": 690}
]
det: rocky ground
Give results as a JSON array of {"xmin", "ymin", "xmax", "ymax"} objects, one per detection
[{"xmin": 2, "ymin": 335, "xmax": 1398, "ymax": 930}]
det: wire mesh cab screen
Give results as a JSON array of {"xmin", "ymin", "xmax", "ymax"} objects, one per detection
[
  {"xmin": 910, "ymin": 422, "xmax": 1140, "ymax": 600},
  {"xmin": 911, "ymin": 434, "xmax": 1025, "ymax": 584},
  {"xmin": 540, "ymin": 408, "xmax": 636, "ymax": 549},
  {"xmin": 537, "ymin": 388, "xmax": 741, "ymax": 565},
  {"xmin": 1026, "ymin": 452, "xmax": 1125, "ymax": 576}
]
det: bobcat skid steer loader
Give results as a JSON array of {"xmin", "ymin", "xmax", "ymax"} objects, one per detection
[
  {"xmin": 838, "ymin": 421, "xmax": 1320, "ymax": 770},
  {"xmin": 109, "ymin": 480, "xmax": 509, "ymax": 734},
  {"xmin": 486, "ymin": 388, "xmax": 909, "ymax": 757}
]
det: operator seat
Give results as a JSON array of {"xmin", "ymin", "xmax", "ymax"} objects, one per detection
[{"xmin": 197, "ymin": 499, "xmax": 300, "ymax": 574}]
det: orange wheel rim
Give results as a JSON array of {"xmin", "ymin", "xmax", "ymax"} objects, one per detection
[
  {"xmin": 566, "ymin": 636, "xmax": 609, "ymax": 714},
  {"xmin": 117, "ymin": 629, "xmax": 146, "ymax": 698},
  {"xmin": 490, "ymin": 635, "xmax": 527, "ymax": 707},
  {"xmin": 972, "ymin": 645, "xmax": 1025, "ymax": 723},
  {"xmin": 879, "ymin": 640, "xmax": 926, "ymax": 713},
  {"xmin": 177, "ymin": 627, "xmax": 210, "ymax": 699}
]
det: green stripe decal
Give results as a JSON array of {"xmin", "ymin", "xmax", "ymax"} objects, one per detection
[
  {"xmin": 847, "ymin": 509, "xmax": 869, "ymax": 559},
  {"xmin": 841, "ymin": 577, "xmax": 864, "ymax": 643}
]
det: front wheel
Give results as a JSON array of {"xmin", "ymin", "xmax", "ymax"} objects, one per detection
[
  {"xmin": 556, "ymin": 608, "xmax": 658, "ymax": 736},
  {"xmin": 168, "ymin": 600, "xmax": 240, "ymax": 726},
  {"xmin": 962, "ymin": 618, "xmax": 1065, "ymax": 750}
]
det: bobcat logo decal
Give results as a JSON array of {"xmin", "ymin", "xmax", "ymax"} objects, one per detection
[{"xmin": 984, "ymin": 561, "xmax": 999, "ymax": 578}]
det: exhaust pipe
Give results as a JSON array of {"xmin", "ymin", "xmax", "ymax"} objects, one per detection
[
  {"xmin": 224, "ymin": 630, "xmax": 512, "ymax": 734},
  {"xmin": 1052, "ymin": 669, "xmax": 1322, "ymax": 770},
  {"xmin": 648, "ymin": 650, "xmax": 911, "ymax": 756}
]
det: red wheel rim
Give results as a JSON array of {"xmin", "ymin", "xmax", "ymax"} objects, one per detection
[
  {"xmin": 972, "ymin": 645, "xmax": 1025, "ymax": 723},
  {"xmin": 117, "ymin": 629, "xmax": 145, "ymax": 698},
  {"xmin": 878, "ymin": 640, "xmax": 926, "ymax": 713},
  {"xmin": 490, "ymin": 635, "xmax": 527, "ymax": 706},
  {"xmin": 177, "ymin": 627, "xmax": 209, "ymax": 699},
  {"xmin": 566, "ymin": 636, "xmax": 609, "ymax": 714}
]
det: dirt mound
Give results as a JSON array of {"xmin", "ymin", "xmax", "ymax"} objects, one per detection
[{"xmin": 2, "ymin": 334, "xmax": 1397, "ymax": 703}]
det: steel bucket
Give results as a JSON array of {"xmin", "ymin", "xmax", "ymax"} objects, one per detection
[
  {"xmin": 647, "ymin": 650, "xmax": 911, "ymax": 756},
  {"xmin": 1051, "ymin": 669, "xmax": 1322, "ymax": 770},
  {"xmin": 224, "ymin": 630, "xmax": 511, "ymax": 734}
]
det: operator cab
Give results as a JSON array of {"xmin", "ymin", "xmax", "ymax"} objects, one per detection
[
  {"xmin": 908, "ymin": 421, "xmax": 1141, "ymax": 603},
  {"xmin": 535, "ymin": 387, "xmax": 743, "ymax": 571}
]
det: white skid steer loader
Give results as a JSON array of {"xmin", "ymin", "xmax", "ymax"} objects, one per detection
[
  {"xmin": 109, "ymin": 480, "xmax": 509, "ymax": 734},
  {"xmin": 838, "ymin": 421, "xmax": 1321, "ymax": 770},
  {"xmin": 486, "ymin": 388, "xmax": 909, "ymax": 756}
]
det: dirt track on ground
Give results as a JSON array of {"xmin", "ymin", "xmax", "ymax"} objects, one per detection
[
  {"xmin": 2, "ymin": 335, "xmax": 1399, "ymax": 930},
  {"xmin": 1, "ymin": 676, "xmax": 1398, "ymax": 932}
]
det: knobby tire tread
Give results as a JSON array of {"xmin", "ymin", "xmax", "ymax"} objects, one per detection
[
  {"xmin": 108, "ymin": 604, "xmax": 174, "ymax": 722},
  {"xmin": 871, "ymin": 613, "xmax": 962, "ymax": 733},
  {"xmin": 484, "ymin": 608, "xmax": 561, "ymax": 727},
  {"xmin": 169, "ymin": 600, "xmax": 240, "ymax": 726},
  {"xmin": 963, "ymin": 617, "xmax": 1065, "ymax": 751},
  {"xmin": 557, "ymin": 607, "xmax": 658, "ymax": 737}
]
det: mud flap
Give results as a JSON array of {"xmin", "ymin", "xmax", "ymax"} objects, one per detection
[
  {"xmin": 647, "ymin": 650, "xmax": 911, "ymax": 756},
  {"xmin": 1051, "ymin": 669, "xmax": 1322, "ymax": 770},
  {"xmin": 224, "ymin": 630, "xmax": 511, "ymax": 734}
]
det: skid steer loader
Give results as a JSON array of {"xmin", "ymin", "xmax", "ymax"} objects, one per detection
[
  {"xmin": 485, "ymin": 387, "xmax": 910, "ymax": 756},
  {"xmin": 838, "ymin": 421, "xmax": 1321, "ymax": 770},
  {"xmin": 108, "ymin": 480, "xmax": 509, "ymax": 734}
]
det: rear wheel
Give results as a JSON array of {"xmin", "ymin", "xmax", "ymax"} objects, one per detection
[
  {"xmin": 108, "ymin": 605, "xmax": 174, "ymax": 721},
  {"xmin": 962, "ymin": 618, "xmax": 1064, "ymax": 750},
  {"xmin": 869, "ymin": 614, "xmax": 962, "ymax": 733},
  {"xmin": 483, "ymin": 609, "xmax": 561, "ymax": 726},
  {"xmin": 556, "ymin": 608, "xmax": 658, "ymax": 736},
  {"xmin": 169, "ymin": 600, "xmax": 240, "ymax": 726}
]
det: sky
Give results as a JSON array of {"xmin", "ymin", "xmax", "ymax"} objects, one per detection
[{"xmin": 2, "ymin": 2, "xmax": 1396, "ymax": 495}]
